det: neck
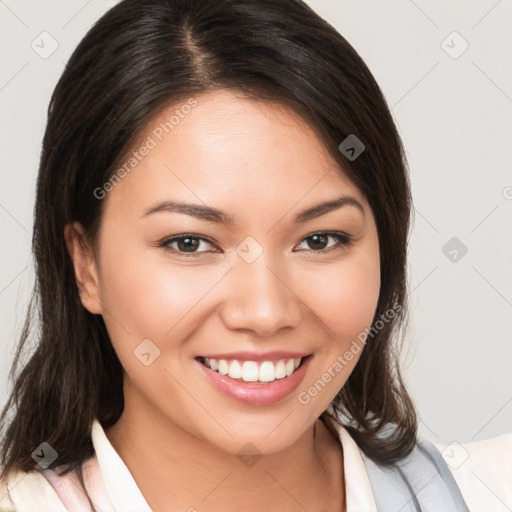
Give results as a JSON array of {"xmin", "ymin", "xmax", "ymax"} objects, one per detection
[{"xmin": 105, "ymin": 390, "xmax": 345, "ymax": 511}]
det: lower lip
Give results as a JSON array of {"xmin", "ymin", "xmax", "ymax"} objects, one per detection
[{"xmin": 196, "ymin": 356, "xmax": 312, "ymax": 406}]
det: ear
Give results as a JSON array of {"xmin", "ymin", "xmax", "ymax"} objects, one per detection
[{"xmin": 64, "ymin": 221, "xmax": 103, "ymax": 315}]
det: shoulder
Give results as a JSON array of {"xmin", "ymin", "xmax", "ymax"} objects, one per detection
[
  {"xmin": 0, "ymin": 467, "xmax": 68, "ymax": 511},
  {"xmin": 1, "ymin": 454, "xmax": 114, "ymax": 512},
  {"xmin": 435, "ymin": 431, "xmax": 512, "ymax": 511}
]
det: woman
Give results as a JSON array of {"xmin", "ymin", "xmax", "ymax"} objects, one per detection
[{"xmin": 0, "ymin": 0, "xmax": 510, "ymax": 510}]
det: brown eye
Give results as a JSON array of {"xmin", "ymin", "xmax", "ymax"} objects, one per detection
[
  {"xmin": 295, "ymin": 232, "xmax": 352, "ymax": 253},
  {"xmin": 159, "ymin": 231, "xmax": 352, "ymax": 258},
  {"xmin": 160, "ymin": 234, "xmax": 217, "ymax": 256}
]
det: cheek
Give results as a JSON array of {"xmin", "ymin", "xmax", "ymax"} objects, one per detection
[
  {"xmin": 300, "ymin": 249, "xmax": 380, "ymax": 345},
  {"xmin": 97, "ymin": 239, "xmax": 220, "ymax": 342},
  {"xmin": 96, "ymin": 223, "xmax": 379, "ymax": 363},
  {"xmin": 294, "ymin": 244, "xmax": 380, "ymax": 411}
]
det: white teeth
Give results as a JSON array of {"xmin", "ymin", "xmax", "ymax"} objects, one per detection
[
  {"xmin": 202, "ymin": 357, "xmax": 303, "ymax": 382},
  {"xmin": 218, "ymin": 359, "xmax": 229, "ymax": 375},
  {"xmin": 228, "ymin": 360, "xmax": 242, "ymax": 379},
  {"xmin": 275, "ymin": 360, "xmax": 287, "ymax": 379},
  {"xmin": 242, "ymin": 361, "xmax": 259, "ymax": 382},
  {"xmin": 259, "ymin": 361, "xmax": 275, "ymax": 382}
]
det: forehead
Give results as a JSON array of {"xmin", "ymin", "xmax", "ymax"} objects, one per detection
[{"xmin": 102, "ymin": 89, "xmax": 365, "ymax": 221}]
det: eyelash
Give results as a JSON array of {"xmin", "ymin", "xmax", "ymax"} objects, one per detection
[{"xmin": 158, "ymin": 231, "xmax": 353, "ymax": 258}]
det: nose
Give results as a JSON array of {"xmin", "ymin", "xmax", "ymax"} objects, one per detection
[{"xmin": 219, "ymin": 254, "xmax": 302, "ymax": 337}]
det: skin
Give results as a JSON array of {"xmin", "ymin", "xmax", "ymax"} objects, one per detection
[{"xmin": 65, "ymin": 89, "xmax": 381, "ymax": 512}]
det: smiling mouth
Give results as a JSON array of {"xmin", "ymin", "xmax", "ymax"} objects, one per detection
[{"xmin": 196, "ymin": 356, "xmax": 310, "ymax": 383}]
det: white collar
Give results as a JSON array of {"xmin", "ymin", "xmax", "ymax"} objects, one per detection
[
  {"xmin": 91, "ymin": 419, "xmax": 152, "ymax": 511},
  {"xmin": 328, "ymin": 419, "xmax": 379, "ymax": 512},
  {"xmin": 91, "ymin": 417, "xmax": 378, "ymax": 512}
]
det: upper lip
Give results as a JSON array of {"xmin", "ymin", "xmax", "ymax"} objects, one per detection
[{"xmin": 197, "ymin": 351, "xmax": 310, "ymax": 362}]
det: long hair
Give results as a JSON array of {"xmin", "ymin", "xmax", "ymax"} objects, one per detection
[{"xmin": 0, "ymin": 0, "xmax": 416, "ymax": 477}]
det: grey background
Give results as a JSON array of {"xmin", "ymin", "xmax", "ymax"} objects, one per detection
[{"xmin": 1, "ymin": 0, "xmax": 511, "ymax": 445}]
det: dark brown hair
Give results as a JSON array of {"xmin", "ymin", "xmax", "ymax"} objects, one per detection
[{"xmin": 0, "ymin": 0, "xmax": 416, "ymax": 478}]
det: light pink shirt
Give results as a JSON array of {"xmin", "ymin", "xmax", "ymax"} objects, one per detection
[{"xmin": 1, "ymin": 419, "xmax": 511, "ymax": 511}]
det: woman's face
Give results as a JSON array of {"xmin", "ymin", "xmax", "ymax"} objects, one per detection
[{"xmin": 70, "ymin": 89, "xmax": 380, "ymax": 455}]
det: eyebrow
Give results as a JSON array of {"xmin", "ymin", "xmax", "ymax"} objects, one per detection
[{"xmin": 141, "ymin": 195, "xmax": 365, "ymax": 226}]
